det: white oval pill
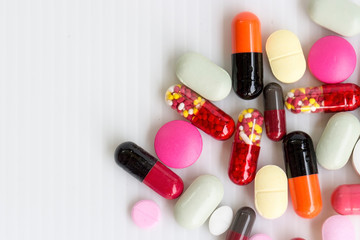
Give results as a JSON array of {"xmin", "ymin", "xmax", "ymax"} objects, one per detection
[
  {"xmin": 352, "ymin": 139, "xmax": 360, "ymax": 175},
  {"xmin": 174, "ymin": 175, "xmax": 224, "ymax": 229},
  {"xmin": 266, "ymin": 30, "xmax": 306, "ymax": 83},
  {"xmin": 254, "ymin": 165, "xmax": 288, "ymax": 219},
  {"xmin": 316, "ymin": 112, "xmax": 360, "ymax": 170},
  {"xmin": 208, "ymin": 206, "xmax": 233, "ymax": 236},
  {"xmin": 176, "ymin": 52, "xmax": 232, "ymax": 101}
]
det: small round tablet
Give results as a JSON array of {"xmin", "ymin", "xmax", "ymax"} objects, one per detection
[
  {"xmin": 131, "ymin": 200, "xmax": 161, "ymax": 228},
  {"xmin": 250, "ymin": 233, "xmax": 272, "ymax": 240},
  {"xmin": 352, "ymin": 139, "xmax": 360, "ymax": 175},
  {"xmin": 308, "ymin": 36, "xmax": 356, "ymax": 84},
  {"xmin": 208, "ymin": 205, "xmax": 233, "ymax": 236},
  {"xmin": 154, "ymin": 120, "xmax": 203, "ymax": 168}
]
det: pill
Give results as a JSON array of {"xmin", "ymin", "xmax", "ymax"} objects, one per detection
[
  {"xmin": 352, "ymin": 139, "xmax": 360, "ymax": 175},
  {"xmin": 114, "ymin": 142, "xmax": 184, "ymax": 199},
  {"xmin": 284, "ymin": 83, "xmax": 360, "ymax": 114},
  {"xmin": 322, "ymin": 215, "xmax": 359, "ymax": 240},
  {"xmin": 308, "ymin": 36, "xmax": 356, "ymax": 84},
  {"xmin": 263, "ymin": 82, "xmax": 286, "ymax": 141},
  {"xmin": 265, "ymin": 30, "xmax": 306, "ymax": 83},
  {"xmin": 165, "ymin": 84, "xmax": 235, "ymax": 140},
  {"xmin": 174, "ymin": 175, "xmax": 224, "ymax": 229},
  {"xmin": 228, "ymin": 108, "xmax": 264, "ymax": 185},
  {"xmin": 331, "ymin": 184, "xmax": 360, "ymax": 215},
  {"xmin": 231, "ymin": 12, "xmax": 263, "ymax": 100},
  {"xmin": 154, "ymin": 120, "xmax": 202, "ymax": 169},
  {"xmin": 131, "ymin": 200, "xmax": 161, "ymax": 228},
  {"xmin": 226, "ymin": 206, "xmax": 256, "ymax": 240},
  {"xmin": 254, "ymin": 165, "xmax": 288, "ymax": 219},
  {"xmin": 283, "ymin": 131, "xmax": 322, "ymax": 218},
  {"xmin": 250, "ymin": 234, "xmax": 272, "ymax": 240},
  {"xmin": 308, "ymin": 0, "xmax": 360, "ymax": 37},
  {"xmin": 208, "ymin": 206, "xmax": 233, "ymax": 236},
  {"xmin": 175, "ymin": 52, "xmax": 232, "ymax": 101},
  {"xmin": 316, "ymin": 112, "xmax": 360, "ymax": 170},
  {"xmin": 290, "ymin": 238, "xmax": 306, "ymax": 240}
]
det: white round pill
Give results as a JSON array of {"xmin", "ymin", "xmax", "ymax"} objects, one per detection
[
  {"xmin": 208, "ymin": 205, "xmax": 233, "ymax": 236},
  {"xmin": 352, "ymin": 138, "xmax": 360, "ymax": 175}
]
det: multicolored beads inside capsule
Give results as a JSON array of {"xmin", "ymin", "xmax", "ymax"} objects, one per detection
[
  {"xmin": 165, "ymin": 84, "xmax": 235, "ymax": 140},
  {"xmin": 228, "ymin": 108, "xmax": 264, "ymax": 185},
  {"xmin": 236, "ymin": 109, "xmax": 263, "ymax": 146},
  {"xmin": 166, "ymin": 85, "xmax": 205, "ymax": 121},
  {"xmin": 284, "ymin": 86, "xmax": 324, "ymax": 113}
]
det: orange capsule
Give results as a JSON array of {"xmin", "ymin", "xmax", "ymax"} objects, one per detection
[
  {"xmin": 283, "ymin": 131, "xmax": 322, "ymax": 219},
  {"xmin": 231, "ymin": 12, "xmax": 263, "ymax": 100}
]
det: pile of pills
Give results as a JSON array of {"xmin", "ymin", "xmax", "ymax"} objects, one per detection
[{"xmin": 117, "ymin": 1, "xmax": 360, "ymax": 239}]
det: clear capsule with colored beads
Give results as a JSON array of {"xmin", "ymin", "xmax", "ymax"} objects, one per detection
[
  {"xmin": 228, "ymin": 108, "xmax": 264, "ymax": 185},
  {"xmin": 165, "ymin": 84, "xmax": 235, "ymax": 140}
]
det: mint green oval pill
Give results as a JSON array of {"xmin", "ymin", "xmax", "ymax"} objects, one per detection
[
  {"xmin": 176, "ymin": 52, "xmax": 232, "ymax": 101},
  {"xmin": 316, "ymin": 112, "xmax": 360, "ymax": 170},
  {"xmin": 174, "ymin": 175, "xmax": 224, "ymax": 229}
]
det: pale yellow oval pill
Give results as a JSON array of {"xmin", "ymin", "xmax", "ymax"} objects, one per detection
[
  {"xmin": 254, "ymin": 165, "xmax": 288, "ymax": 219},
  {"xmin": 266, "ymin": 30, "xmax": 306, "ymax": 83}
]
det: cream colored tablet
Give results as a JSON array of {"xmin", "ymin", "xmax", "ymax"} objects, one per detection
[
  {"xmin": 254, "ymin": 165, "xmax": 288, "ymax": 219},
  {"xmin": 174, "ymin": 175, "xmax": 224, "ymax": 229},
  {"xmin": 176, "ymin": 52, "xmax": 232, "ymax": 101},
  {"xmin": 308, "ymin": 0, "xmax": 360, "ymax": 37},
  {"xmin": 316, "ymin": 112, "xmax": 360, "ymax": 170},
  {"xmin": 266, "ymin": 30, "xmax": 306, "ymax": 83}
]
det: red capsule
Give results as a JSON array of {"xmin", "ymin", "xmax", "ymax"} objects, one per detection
[
  {"xmin": 165, "ymin": 84, "xmax": 235, "ymax": 140},
  {"xmin": 331, "ymin": 184, "xmax": 360, "ymax": 215},
  {"xmin": 114, "ymin": 142, "xmax": 184, "ymax": 199},
  {"xmin": 263, "ymin": 82, "xmax": 286, "ymax": 141},
  {"xmin": 285, "ymin": 83, "xmax": 360, "ymax": 113},
  {"xmin": 229, "ymin": 109, "xmax": 263, "ymax": 185}
]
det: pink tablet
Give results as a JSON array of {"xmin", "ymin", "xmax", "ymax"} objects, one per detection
[
  {"xmin": 131, "ymin": 200, "xmax": 161, "ymax": 228},
  {"xmin": 250, "ymin": 233, "xmax": 272, "ymax": 240},
  {"xmin": 308, "ymin": 36, "xmax": 356, "ymax": 84},
  {"xmin": 154, "ymin": 120, "xmax": 203, "ymax": 168}
]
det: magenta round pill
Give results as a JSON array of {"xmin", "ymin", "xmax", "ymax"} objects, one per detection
[
  {"xmin": 131, "ymin": 200, "xmax": 161, "ymax": 228},
  {"xmin": 308, "ymin": 36, "xmax": 356, "ymax": 84},
  {"xmin": 154, "ymin": 120, "xmax": 202, "ymax": 169}
]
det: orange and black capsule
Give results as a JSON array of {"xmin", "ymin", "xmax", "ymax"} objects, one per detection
[
  {"xmin": 282, "ymin": 131, "xmax": 322, "ymax": 219},
  {"xmin": 231, "ymin": 12, "xmax": 263, "ymax": 100}
]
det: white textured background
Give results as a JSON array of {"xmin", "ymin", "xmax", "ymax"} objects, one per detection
[{"xmin": 0, "ymin": 0, "xmax": 359, "ymax": 239}]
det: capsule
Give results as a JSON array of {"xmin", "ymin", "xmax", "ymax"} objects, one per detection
[
  {"xmin": 165, "ymin": 84, "xmax": 235, "ymax": 140},
  {"xmin": 228, "ymin": 109, "xmax": 264, "ymax": 185},
  {"xmin": 316, "ymin": 112, "xmax": 360, "ymax": 170},
  {"xmin": 263, "ymin": 83, "xmax": 286, "ymax": 141},
  {"xmin": 331, "ymin": 184, "xmax": 360, "ymax": 215},
  {"xmin": 114, "ymin": 142, "xmax": 184, "ymax": 199},
  {"xmin": 174, "ymin": 175, "xmax": 224, "ymax": 229},
  {"xmin": 284, "ymin": 83, "xmax": 360, "ymax": 113},
  {"xmin": 283, "ymin": 131, "xmax": 322, "ymax": 218},
  {"xmin": 231, "ymin": 12, "xmax": 263, "ymax": 100},
  {"xmin": 226, "ymin": 207, "xmax": 256, "ymax": 240}
]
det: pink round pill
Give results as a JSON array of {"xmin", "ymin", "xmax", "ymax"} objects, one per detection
[
  {"xmin": 322, "ymin": 215, "xmax": 356, "ymax": 240},
  {"xmin": 154, "ymin": 120, "xmax": 202, "ymax": 169},
  {"xmin": 250, "ymin": 233, "xmax": 272, "ymax": 240},
  {"xmin": 131, "ymin": 200, "xmax": 161, "ymax": 228},
  {"xmin": 308, "ymin": 36, "xmax": 356, "ymax": 84}
]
